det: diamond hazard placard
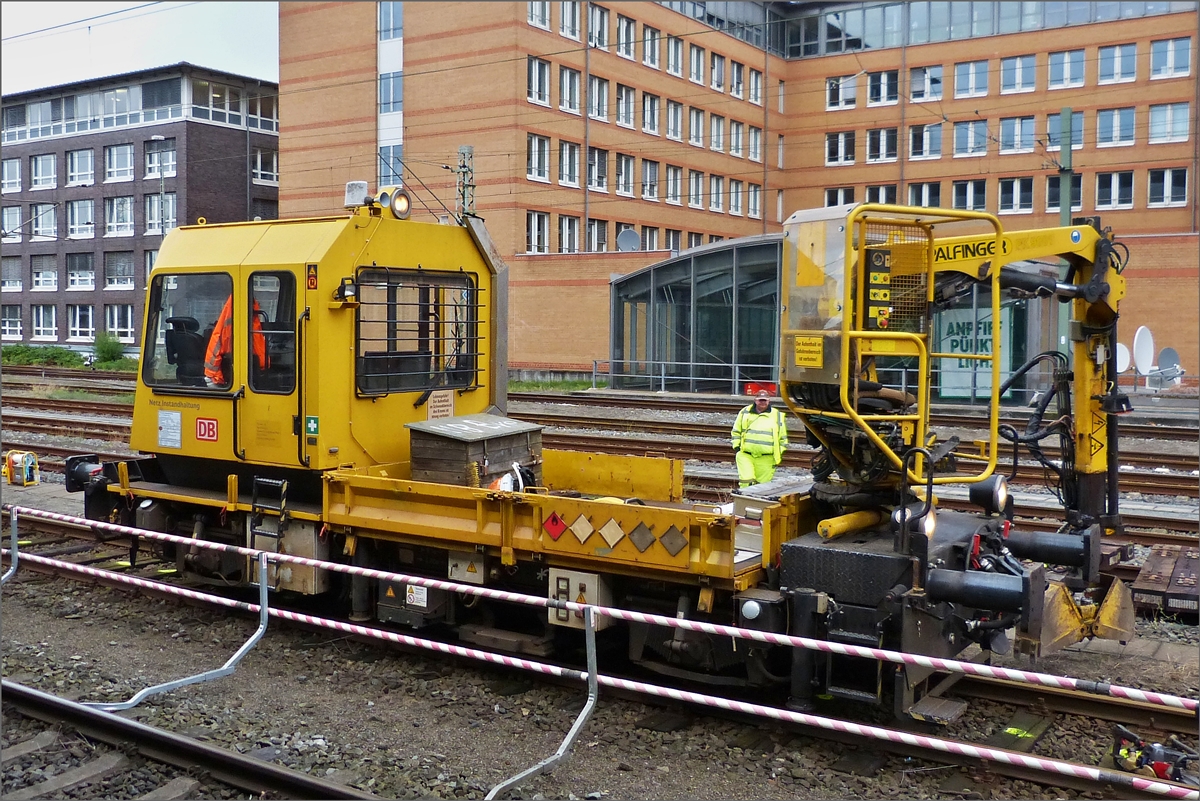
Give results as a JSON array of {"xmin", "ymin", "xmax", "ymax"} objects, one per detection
[{"xmin": 543, "ymin": 511, "xmax": 568, "ymax": 540}]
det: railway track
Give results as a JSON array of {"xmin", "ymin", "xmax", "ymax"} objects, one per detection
[
  {"xmin": 1, "ymin": 681, "xmax": 379, "ymax": 800},
  {"xmin": 3, "ymin": 511, "xmax": 1196, "ymax": 800}
]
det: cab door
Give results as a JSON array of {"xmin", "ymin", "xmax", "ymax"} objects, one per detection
[{"xmin": 239, "ymin": 269, "xmax": 302, "ymax": 467}]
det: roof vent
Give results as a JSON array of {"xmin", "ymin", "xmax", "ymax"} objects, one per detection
[{"xmin": 344, "ymin": 181, "xmax": 370, "ymax": 209}]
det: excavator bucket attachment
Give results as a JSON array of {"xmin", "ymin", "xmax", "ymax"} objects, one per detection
[
  {"xmin": 1040, "ymin": 581, "xmax": 1086, "ymax": 655},
  {"xmin": 1093, "ymin": 579, "xmax": 1136, "ymax": 642}
]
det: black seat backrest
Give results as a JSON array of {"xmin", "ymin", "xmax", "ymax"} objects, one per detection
[{"xmin": 165, "ymin": 316, "xmax": 206, "ymax": 382}]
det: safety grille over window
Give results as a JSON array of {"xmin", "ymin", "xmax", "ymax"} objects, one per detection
[{"xmin": 356, "ymin": 268, "xmax": 481, "ymax": 396}]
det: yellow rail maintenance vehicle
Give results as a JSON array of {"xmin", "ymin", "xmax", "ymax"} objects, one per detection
[{"xmin": 67, "ymin": 193, "xmax": 1134, "ymax": 722}]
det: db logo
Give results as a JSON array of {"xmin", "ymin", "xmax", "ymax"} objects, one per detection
[{"xmin": 196, "ymin": 418, "xmax": 219, "ymax": 441}]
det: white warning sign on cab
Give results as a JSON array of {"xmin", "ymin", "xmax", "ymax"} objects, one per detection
[{"xmin": 448, "ymin": 549, "xmax": 484, "ymax": 585}]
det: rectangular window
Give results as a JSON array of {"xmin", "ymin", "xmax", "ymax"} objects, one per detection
[
  {"xmin": 378, "ymin": 70, "xmax": 404, "ymax": 114},
  {"xmin": 825, "ymin": 131, "xmax": 854, "ymax": 164},
  {"xmin": 748, "ymin": 126, "xmax": 762, "ymax": 162},
  {"xmin": 866, "ymin": 185, "xmax": 897, "ymax": 204},
  {"xmin": 559, "ymin": 214, "xmax": 579, "ymax": 253},
  {"xmin": 31, "ymin": 154, "xmax": 56, "ymax": 188},
  {"xmin": 1099, "ymin": 43, "xmax": 1137, "ymax": 84},
  {"xmin": 104, "ymin": 303, "xmax": 135, "ymax": 343},
  {"xmin": 643, "ymin": 26, "xmax": 660, "ymax": 68},
  {"xmin": 586, "ymin": 218, "xmax": 607, "ymax": 252},
  {"xmin": 1, "ymin": 255, "xmax": 21, "ymax": 292},
  {"xmin": 665, "ymin": 165, "xmax": 682, "ymax": 204},
  {"xmin": 559, "ymin": 67, "xmax": 580, "ymax": 113},
  {"xmin": 379, "ymin": 144, "xmax": 402, "ymax": 185},
  {"xmin": 67, "ymin": 304, "xmax": 94, "ymax": 340},
  {"xmin": 191, "ymin": 79, "xmax": 242, "ymax": 125},
  {"xmin": 687, "ymin": 232, "xmax": 703, "ymax": 249},
  {"xmin": 588, "ymin": 76, "xmax": 608, "ymax": 120},
  {"xmin": 527, "ymin": 58, "xmax": 550, "ymax": 105},
  {"xmin": 867, "ymin": 70, "xmax": 899, "ymax": 105},
  {"xmin": 729, "ymin": 180, "xmax": 743, "ymax": 215},
  {"xmin": 954, "ymin": 120, "xmax": 988, "ymax": 156},
  {"xmin": 145, "ymin": 138, "xmax": 176, "ymax": 178},
  {"xmin": 824, "ymin": 187, "xmax": 854, "ymax": 207},
  {"xmin": 1, "ymin": 207, "xmax": 19, "ymax": 243},
  {"xmin": 909, "ymin": 182, "xmax": 941, "ymax": 207},
  {"xmin": 616, "ymin": 84, "xmax": 635, "ymax": 127},
  {"xmin": 999, "ymin": 116, "xmax": 1035, "ymax": 153},
  {"xmin": 665, "ymin": 229, "xmax": 681, "ymax": 252},
  {"xmin": 749, "ymin": 69, "xmax": 763, "ymax": 104},
  {"xmin": 952, "ymin": 179, "xmax": 986, "ymax": 210},
  {"xmin": 955, "ymin": 60, "xmax": 988, "ymax": 97},
  {"xmin": 1097, "ymin": 108, "xmax": 1135, "ymax": 146},
  {"xmin": 617, "ymin": 15, "xmax": 635, "ymax": 58},
  {"xmin": 105, "ymin": 144, "xmax": 134, "ymax": 181},
  {"xmin": 910, "ymin": 65, "xmax": 942, "ymax": 101},
  {"xmin": 527, "ymin": 134, "xmax": 550, "ymax": 180},
  {"xmin": 998, "ymin": 177, "xmax": 1034, "ymax": 213},
  {"xmin": 1049, "ymin": 50, "xmax": 1085, "ymax": 88},
  {"xmin": 1046, "ymin": 174, "xmax": 1083, "ymax": 212},
  {"xmin": 710, "ymin": 115, "xmax": 724, "ymax": 152},
  {"xmin": 730, "ymin": 121, "xmax": 744, "ymax": 157},
  {"xmin": 867, "ymin": 128, "xmax": 898, "ymax": 163},
  {"xmin": 31, "ymin": 203, "xmax": 55, "ymax": 239},
  {"xmin": 826, "ymin": 75, "xmax": 856, "ymax": 109},
  {"xmin": 666, "ymin": 100, "xmax": 682, "ymax": 140},
  {"xmin": 31, "ymin": 304, "xmax": 57, "ymax": 340},
  {"xmin": 67, "ymin": 252, "xmax": 94, "ymax": 289},
  {"xmin": 708, "ymin": 175, "xmax": 723, "ymax": 212},
  {"xmin": 379, "ymin": 1, "xmax": 403, "ymax": 39},
  {"xmin": 910, "ymin": 123, "xmax": 941, "ymax": 159},
  {"xmin": 528, "ymin": 1, "xmax": 550, "ymax": 29},
  {"xmin": 245, "ymin": 91, "xmax": 277, "ymax": 131},
  {"xmin": 31, "ymin": 254, "xmax": 57, "ymax": 290},
  {"xmin": 1, "ymin": 304, "xmax": 21, "ymax": 338},
  {"xmin": 666, "ymin": 36, "xmax": 683, "ymax": 76},
  {"xmin": 710, "ymin": 53, "xmax": 725, "ymax": 91},
  {"xmin": 2, "ymin": 158, "xmax": 20, "ymax": 192},
  {"xmin": 67, "ymin": 199, "xmax": 94, "ymax": 238},
  {"xmin": 1096, "ymin": 172, "xmax": 1135, "ymax": 209},
  {"xmin": 559, "ymin": 141, "xmax": 580, "ymax": 186},
  {"xmin": 1047, "ymin": 111, "xmax": 1084, "ymax": 151},
  {"xmin": 1149, "ymin": 103, "xmax": 1189, "ymax": 143},
  {"xmin": 642, "ymin": 93, "xmax": 659, "ymax": 134},
  {"xmin": 560, "ymin": 1, "xmax": 580, "ymax": 39},
  {"xmin": 252, "ymin": 148, "xmax": 278, "ymax": 183},
  {"xmin": 641, "ymin": 226, "xmax": 658, "ymax": 251},
  {"xmin": 615, "ymin": 153, "xmax": 634, "ymax": 196},
  {"xmin": 1001, "ymin": 54, "xmax": 1036, "ymax": 93},
  {"xmin": 526, "ymin": 211, "xmax": 549, "ymax": 253},
  {"xmin": 730, "ymin": 62, "xmax": 744, "ymax": 98},
  {"xmin": 587, "ymin": 147, "xmax": 607, "ymax": 191},
  {"xmin": 67, "ymin": 149, "xmax": 93, "ymax": 185},
  {"xmin": 144, "ymin": 249, "xmax": 157, "ymax": 280},
  {"xmin": 588, "ymin": 4, "xmax": 608, "ymax": 48},
  {"xmin": 689, "ymin": 108, "xmax": 704, "ymax": 146},
  {"xmin": 1151, "ymin": 37, "xmax": 1190, "ymax": 79},
  {"xmin": 688, "ymin": 170, "xmax": 703, "ymax": 208},
  {"xmin": 689, "ymin": 44, "xmax": 704, "ymax": 84},
  {"xmin": 104, "ymin": 251, "xmax": 135, "ymax": 288},
  {"xmin": 104, "ymin": 197, "xmax": 133, "ymax": 236},
  {"xmin": 748, "ymin": 184, "xmax": 761, "ymax": 218},
  {"xmin": 1148, "ymin": 168, "xmax": 1188, "ymax": 207},
  {"xmin": 642, "ymin": 160, "xmax": 659, "ymax": 200}
]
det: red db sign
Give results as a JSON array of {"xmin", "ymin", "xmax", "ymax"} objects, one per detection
[{"xmin": 196, "ymin": 418, "xmax": 218, "ymax": 441}]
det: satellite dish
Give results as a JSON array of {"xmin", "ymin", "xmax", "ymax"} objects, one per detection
[
  {"xmin": 1159, "ymin": 347, "xmax": 1181, "ymax": 374},
  {"xmin": 616, "ymin": 228, "xmax": 641, "ymax": 252},
  {"xmin": 1132, "ymin": 326, "xmax": 1155, "ymax": 376},
  {"xmin": 1115, "ymin": 343, "xmax": 1130, "ymax": 374}
]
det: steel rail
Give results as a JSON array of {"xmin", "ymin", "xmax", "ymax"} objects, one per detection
[{"xmin": 0, "ymin": 680, "xmax": 381, "ymax": 800}]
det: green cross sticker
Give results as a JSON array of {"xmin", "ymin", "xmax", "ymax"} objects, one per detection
[{"xmin": 305, "ymin": 416, "xmax": 319, "ymax": 435}]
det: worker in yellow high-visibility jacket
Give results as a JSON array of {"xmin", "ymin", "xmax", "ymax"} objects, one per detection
[{"xmin": 730, "ymin": 390, "xmax": 789, "ymax": 488}]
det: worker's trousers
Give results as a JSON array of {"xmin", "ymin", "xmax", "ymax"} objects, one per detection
[{"xmin": 735, "ymin": 450, "xmax": 777, "ymax": 488}]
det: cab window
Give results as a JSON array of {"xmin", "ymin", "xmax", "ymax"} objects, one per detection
[
  {"xmin": 355, "ymin": 267, "xmax": 479, "ymax": 396},
  {"xmin": 248, "ymin": 272, "xmax": 296, "ymax": 394},
  {"xmin": 142, "ymin": 273, "xmax": 234, "ymax": 390}
]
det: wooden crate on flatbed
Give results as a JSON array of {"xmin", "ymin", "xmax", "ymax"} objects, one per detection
[{"xmin": 406, "ymin": 414, "xmax": 543, "ymax": 488}]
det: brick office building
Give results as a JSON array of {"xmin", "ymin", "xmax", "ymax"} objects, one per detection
[
  {"xmin": 278, "ymin": 2, "xmax": 1199, "ymax": 377},
  {"xmin": 1, "ymin": 64, "xmax": 279, "ymax": 355}
]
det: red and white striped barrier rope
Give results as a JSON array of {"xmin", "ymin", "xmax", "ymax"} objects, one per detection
[
  {"xmin": 6, "ymin": 548, "xmax": 1197, "ymax": 800},
  {"xmin": 6, "ymin": 505, "xmax": 1197, "ymax": 713}
]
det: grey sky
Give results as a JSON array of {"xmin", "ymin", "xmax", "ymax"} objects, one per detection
[{"xmin": 1, "ymin": 2, "xmax": 279, "ymax": 95}]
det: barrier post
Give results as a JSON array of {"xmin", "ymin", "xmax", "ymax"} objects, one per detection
[{"xmin": 1, "ymin": 507, "xmax": 19, "ymax": 585}]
